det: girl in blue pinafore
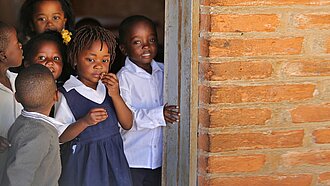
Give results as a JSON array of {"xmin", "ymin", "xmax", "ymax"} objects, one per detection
[{"xmin": 54, "ymin": 25, "xmax": 133, "ymax": 186}]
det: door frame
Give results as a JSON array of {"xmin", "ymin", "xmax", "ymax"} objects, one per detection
[{"xmin": 163, "ymin": 0, "xmax": 199, "ymax": 185}]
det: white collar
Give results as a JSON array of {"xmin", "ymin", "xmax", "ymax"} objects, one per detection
[
  {"xmin": 62, "ymin": 75, "xmax": 106, "ymax": 104},
  {"xmin": 124, "ymin": 57, "xmax": 163, "ymax": 76},
  {"xmin": 21, "ymin": 109, "xmax": 62, "ymax": 130}
]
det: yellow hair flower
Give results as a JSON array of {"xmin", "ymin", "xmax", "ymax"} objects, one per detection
[{"xmin": 61, "ymin": 29, "xmax": 72, "ymax": 45}]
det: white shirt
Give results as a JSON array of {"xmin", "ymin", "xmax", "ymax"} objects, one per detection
[
  {"xmin": 0, "ymin": 70, "xmax": 23, "ymax": 137},
  {"xmin": 21, "ymin": 110, "xmax": 63, "ymax": 134},
  {"xmin": 117, "ymin": 57, "xmax": 166, "ymax": 169},
  {"xmin": 54, "ymin": 75, "xmax": 107, "ymax": 135}
]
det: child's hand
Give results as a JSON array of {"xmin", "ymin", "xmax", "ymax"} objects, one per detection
[
  {"xmin": 82, "ymin": 108, "xmax": 108, "ymax": 127},
  {"xmin": 163, "ymin": 104, "xmax": 180, "ymax": 124},
  {"xmin": 101, "ymin": 73, "xmax": 120, "ymax": 98},
  {"xmin": 0, "ymin": 136, "xmax": 10, "ymax": 152}
]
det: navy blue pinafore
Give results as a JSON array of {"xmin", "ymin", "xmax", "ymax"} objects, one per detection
[{"xmin": 58, "ymin": 88, "xmax": 132, "ymax": 186}]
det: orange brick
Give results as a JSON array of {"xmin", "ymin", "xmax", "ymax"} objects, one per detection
[
  {"xmin": 205, "ymin": 61, "xmax": 272, "ymax": 81},
  {"xmin": 209, "ymin": 130, "xmax": 304, "ymax": 152},
  {"xmin": 198, "ymin": 155, "xmax": 208, "ymax": 174},
  {"xmin": 211, "ymin": 14, "xmax": 280, "ymax": 32},
  {"xmin": 211, "ymin": 84, "xmax": 315, "ymax": 103},
  {"xmin": 313, "ymin": 129, "xmax": 330, "ymax": 143},
  {"xmin": 208, "ymin": 0, "xmax": 330, "ymax": 6},
  {"xmin": 200, "ymin": 38, "xmax": 210, "ymax": 57},
  {"xmin": 291, "ymin": 104, "xmax": 330, "ymax": 123},
  {"xmin": 319, "ymin": 172, "xmax": 330, "ymax": 184},
  {"xmin": 198, "ymin": 133, "xmax": 210, "ymax": 152},
  {"xmin": 200, "ymin": 14, "xmax": 211, "ymax": 32},
  {"xmin": 199, "ymin": 108, "xmax": 210, "ymax": 128},
  {"xmin": 208, "ymin": 154, "xmax": 266, "ymax": 173},
  {"xmin": 209, "ymin": 108, "xmax": 271, "ymax": 127},
  {"xmin": 209, "ymin": 38, "xmax": 303, "ymax": 57},
  {"xmin": 209, "ymin": 175, "xmax": 313, "ymax": 186},
  {"xmin": 283, "ymin": 60, "xmax": 330, "ymax": 77},
  {"xmin": 281, "ymin": 150, "xmax": 330, "ymax": 166},
  {"xmin": 199, "ymin": 85, "xmax": 211, "ymax": 104},
  {"xmin": 294, "ymin": 14, "xmax": 330, "ymax": 29}
]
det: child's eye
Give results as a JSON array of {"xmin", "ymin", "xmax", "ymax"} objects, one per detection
[
  {"xmin": 37, "ymin": 17, "xmax": 46, "ymax": 22},
  {"xmin": 86, "ymin": 58, "xmax": 95, "ymax": 62},
  {"xmin": 133, "ymin": 40, "xmax": 141, "ymax": 45},
  {"xmin": 150, "ymin": 38, "xmax": 156, "ymax": 43},
  {"xmin": 54, "ymin": 56, "xmax": 61, "ymax": 61},
  {"xmin": 38, "ymin": 56, "xmax": 46, "ymax": 61},
  {"xmin": 53, "ymin": 16, "xmax": 61, "ymax": 20},
  {"xmin": 102, "ymin": 59, "xmax": 110, "ymax": 63}
]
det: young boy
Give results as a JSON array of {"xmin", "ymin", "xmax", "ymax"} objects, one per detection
[
  {"xmin": 0, "ymin": 21, "xmax": 23, "ymax": 183},
  {"xmin": 117, "ymin": 15, "xmax": 180, "ymax": 186},
  {"xmin": 1, "ymin": 64, "xmax": 61, "ymax": 186}
]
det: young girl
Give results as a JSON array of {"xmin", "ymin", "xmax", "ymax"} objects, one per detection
[
  {"xmin": 0, "ymin": 21, "xmax": 24, "ymax": 183},
  {"xmin": 54, "ymin": 25, "xmax": 133, "ymax": 186},
  {"xmin": 19, "ymin": 0, "xmax": 74, "ymax": 43},
  {"xmin": 23, "ymin": 30, "xmax": 69, "ymax": 85}
]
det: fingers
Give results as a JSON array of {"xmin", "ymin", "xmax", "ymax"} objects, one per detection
[
  {"xmin": 101, "ymin": 73, "xmax": 118, "ymax": 86},
  {"xmin": 164, "ymin": 105, "xmax": 180, "ymax": 124},
  {"xmin": 87, "ymin": 108, "xmax": 108, "ymax": 126}
]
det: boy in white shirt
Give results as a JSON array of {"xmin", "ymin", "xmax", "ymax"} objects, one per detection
[{"xmin": 117, "ymin": 15, "xmax": 180, "ymax": 186}]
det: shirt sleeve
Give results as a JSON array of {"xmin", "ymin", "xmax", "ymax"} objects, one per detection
[
  {"xmin": 54, "ymin": 92, "xmax": 75, "ymax": 136},
  {"xmin": 118, "ymin": 72, "xmax": 166, "ymax": 131},
  {"xmin": 6, "ymin": 129, "xmax": 50, "ymax": 186}
]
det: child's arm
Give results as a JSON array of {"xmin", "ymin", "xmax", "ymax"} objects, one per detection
[
  {"xmin": 101, "ymin": 73, "xmax": 133, "ymax": 130},
  {"xmin": 0, "ymin": 136, "xmax": 10, "ymax": 152},
  {"xmin": 59, "ymin": 108, "xmax": 108, "ymax": 143}
]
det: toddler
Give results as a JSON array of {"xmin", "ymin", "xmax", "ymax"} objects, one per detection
[
  {"xmin": 2, "ymin": 64, "xmax": 61, "ymax": 186},
  {"xmin": 0, "ymin": 21, "xmax": 23, "ymax": 183},
  {"xmin": 117, "ymin": 15, "xmax": 180, "ymax": 186},
  {"xmin": 55, "ymin": 25, "xmax": 133, "ymax": 186}
]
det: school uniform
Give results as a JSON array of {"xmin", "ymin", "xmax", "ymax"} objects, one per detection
[
  {"xmin": 55, "ymin": 75, "xmax": 132, "ymax": 186},
  {"xmin": 117, "ymin": 57, "xmax": 166, "ymax": 186},
  {"xmin": 2, "ymin": 110, "xmax": 61, "ymax": 186},
  {"xmin": 0, "ymin": 70, "xmax": 23, "ymax": 183}
]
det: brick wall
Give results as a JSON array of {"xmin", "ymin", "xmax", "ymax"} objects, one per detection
[{"xmin": 198, "ymin": 0, "xmax": 330, "ymax": 185}]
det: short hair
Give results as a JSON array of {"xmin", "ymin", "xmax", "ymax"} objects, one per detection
[
  {"xmin": 118, "ymin": 15, "xmax": 157, "ymax": 44},
  {"xmin": 23, "ymin": 30, "xmax": 67, "ymax": 67},
  {"xmin": 15, "ymin": 64, "xmax": 56, "ymax": 111},
  {"xmin": 67, "ymin": 25, "xmax": 116, "ymax": 69},
  {"xmin": 19, "ymin": 0, "xmax": 75, "ymax": 39},
  {"xmin": 0, "ymin": 21, "xmax": 13, "ymax": 53}
]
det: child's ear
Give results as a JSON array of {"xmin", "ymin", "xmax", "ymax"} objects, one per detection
[
  {"xmin": 119, "ymin": 44, "xmax": 127, "ymax": 56},
  {"xmin": 54, "ymin": 90, "xmax": 59, "ymax": 102},
  {"xmin": 0, "ymin": 51, "xmax": 7, "ymax": 62}
]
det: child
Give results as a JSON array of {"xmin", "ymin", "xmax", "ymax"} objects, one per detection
[
  {"xmin": 2, "ymin": 64, "xmax": 61, "ymax": 186},
  {"xmin": 117, "ymin": 15, "xmax": 180, "ymax": 186},
  {"xmin": 19, "ymin": 0, "xmax": 74, "ymax": 43},
  {"xmin": 0, "ymin": 21, "xmax": 24, "ymax": 183},
  {"xmin": 54, "ymin": 25, "xmax": 133, "ymax": 186},
  {"xmin": 23, "ymin": 30, "xmax": 69, "ymax": 85}
]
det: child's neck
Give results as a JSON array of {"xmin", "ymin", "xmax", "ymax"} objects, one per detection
[{"xmin": 0, "ymin": 66, "xmax": 12, "ymax": 90}]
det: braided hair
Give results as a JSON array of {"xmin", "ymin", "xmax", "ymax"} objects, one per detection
[{"xmin": 67, "ymin": 25, "xmax": 116, "ymax": 69}]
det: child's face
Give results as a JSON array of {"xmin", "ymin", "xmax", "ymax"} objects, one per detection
[
  {"xmin": 76, "ymin": 40, "xmax": 111, "ymax": 89},
  {"xmin": 31, "ymin": 41, "xmax": 63, "ymax": 80},
  {"xmin": 4, "ymin": 29, "xmax": 23, "ymax": 68},
  {"xmin": 120, "ymin": 20, "xmax": 158, "ymax": 68},
  {"xmin": 32, "ymin": 0, "xmax": 67, "ymax": 34}
]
